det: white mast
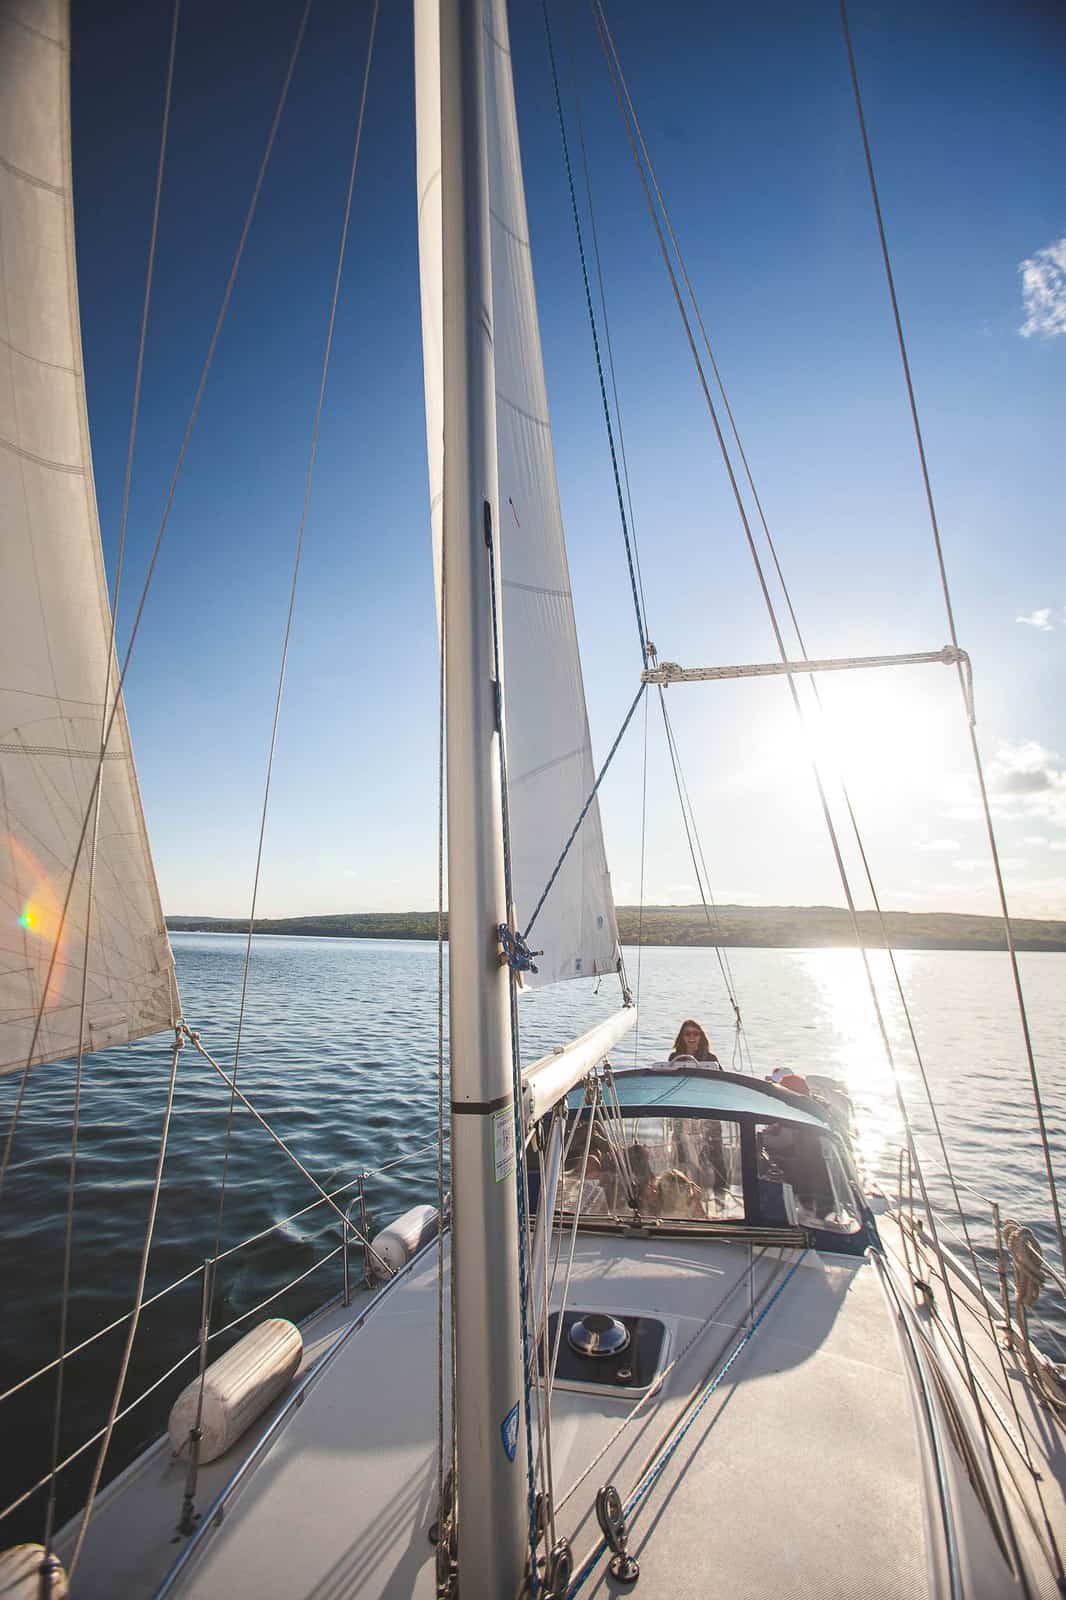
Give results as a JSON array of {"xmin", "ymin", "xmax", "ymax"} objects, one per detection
[{"xmin": 438, "ymin": 0, "xmax": 530, "ymax": 1592}]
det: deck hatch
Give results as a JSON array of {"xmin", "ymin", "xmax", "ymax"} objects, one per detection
[{"xmin": 544, "ymin": 1311, "xmax": 666, "ymax": 1393}]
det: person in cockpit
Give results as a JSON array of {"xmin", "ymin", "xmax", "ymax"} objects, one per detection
[{"xmin": 668, "ymin": 1019, "xmax": 721, "ymax": 1067}]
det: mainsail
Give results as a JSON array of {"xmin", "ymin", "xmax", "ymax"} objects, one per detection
[
  {"xmin": 0, "ymin": 0, "xmax": 179, "ymax": 1073},
  {"xmin": 415, "ymin": 0, "xmax": 620, "ymax": 987}
]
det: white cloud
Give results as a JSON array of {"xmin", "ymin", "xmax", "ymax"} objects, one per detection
[
  {"xmin": 988, "ymin": 740, "xmax": 1063, "ymax": 797},
  {"xmin": 953, "ymin": 856, "xmax": 1024, "ymax": 873},
  {"xmin": 919, "ymin": 837, "xmax": 960, "ymax": 852},
  {"xmin": 1016, "ymin": 607, "xmax": 1054, "ymax": 631},
  {"xmin": 942, "ymin": 741, "xmax": 1066, "ymax": 834},
  {"xmin": 1019, "ymin": 236, "xmax": 1066, "ymax": 338}
]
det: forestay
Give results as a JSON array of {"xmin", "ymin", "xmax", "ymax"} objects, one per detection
[
  {"xmin": 0, "ymin": 0, "xmax": 179, "ymax": 1073},
  {"xmin": 415, "ymin": 0, "xmax": 620, "ymax": 987}
]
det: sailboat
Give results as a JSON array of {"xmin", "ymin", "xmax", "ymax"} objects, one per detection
[{"xmin": 2, "ymin": 0, "xmax": 1065, "ymax": 1596}]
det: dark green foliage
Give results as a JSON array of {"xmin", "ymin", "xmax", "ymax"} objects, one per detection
[{"xmin": 165, "ymin": 905, "xmax": 1066, "ymax": 951}]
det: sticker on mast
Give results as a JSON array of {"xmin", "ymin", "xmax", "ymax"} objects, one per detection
[
  {"xmin": 492, "ymin": 1106, "xmax": 515, "ymax": 1183},
  {"xmin": 501, "ymin": 1402, "xmax": 520, "ymax": 1463}
]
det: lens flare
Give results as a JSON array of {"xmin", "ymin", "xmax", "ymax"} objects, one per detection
[{"xmin": 6, "ymin": 835, "xmax": 68, "ymax": 1009}]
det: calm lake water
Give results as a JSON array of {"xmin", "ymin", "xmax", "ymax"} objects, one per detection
[{"xmin": 1, "ymin": 934, "xmax": 1064, "ymax": 1543}]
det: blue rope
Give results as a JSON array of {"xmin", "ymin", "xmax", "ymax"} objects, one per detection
[
  {"xmin": 523, "ymin": 681, "xmax": 646, "ymax": 943},
  {"xmin": 541, "ymin": 0, "xmax": 648, "ymax": 667},
  {"xmin": 567, "ymin": 1250, "xmax": 809, "ymax": 1595},
  {"xmin": 485, "ymin": 505, "xmax": 541, "ymax": 1596}
]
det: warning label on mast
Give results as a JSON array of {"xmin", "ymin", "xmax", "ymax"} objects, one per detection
[{"xmin": 492, "ymin": 1106, "xmax": 515, "ymax": 1183}]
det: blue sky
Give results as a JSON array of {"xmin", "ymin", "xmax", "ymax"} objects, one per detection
[{"xmin": 71, "ymin": 0, "xmax": 1065, "ymax": 920}]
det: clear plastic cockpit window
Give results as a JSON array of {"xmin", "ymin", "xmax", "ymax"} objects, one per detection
[
  {"xmin": 560, "ymin": 1114, "xmax": 745, "ymax": 1222},
  {"xmin": 755, "ymin": 1121, "xmax": 860, "ymax": 1234}
]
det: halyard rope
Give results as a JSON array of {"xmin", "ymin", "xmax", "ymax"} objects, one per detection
[
  {"xmin": 436, "ymin": 466, "xmax": 457, "ymax": 1575},
  {"xmin": 485, "ymin": 511, "xmax": 542, "ymax": 1593}
]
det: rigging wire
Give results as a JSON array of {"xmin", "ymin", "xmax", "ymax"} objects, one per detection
[
  {"xmin": 0, "ymin": 0, "xmax": 314, "ymax": 1198},
  {"xmin": 587, "ymin": 7, "xmax": 1037, "ymax": 1578},
  {"xmin": 205, "ymin": 0, "xmax": 379, "ymax": 1273},
  {"xmin": 657, "ymin": 690, "xmax": 753, "ymax": 1073},
  {"xmin": 582, "ymin": 0, "xmax": 1048, "ymax": 1502},
  {"xmin": 546, "ymin": 0, "xmax": 757, "ymax": 1062},
  {"xmin": 631, "ymin": 688, "xmax": 650, "ymax": 1064},
  {"xmin": 67, "ymin": 1029, "xmax": 183, "ymax": 1578},
  {"xmin": 839, "ymin": 0, "xmax": 1065, "ymax": 1278},
  {"xmin": 557, "ymin": 1243, "xmax": 776, "ymax": 1519},
  {"xmin": 523, "ymin": 682, "xmax": 646, "ymax": 945},
  {"xmin": 540, "ymin": 0, "xmax": 648, "ymax": 667},
  {"xmin": 183, "ymin": 6, "xmax": 381, "ymax": 1524},
  {"xmin": 435, "ymin": 488, "xmax": 455, "ymax": 1569},
  {"xmin": 563, "ymin": 18, "xmax": 650, "ymax": 646},
  {"xmin": 36, "ymin": 4, "xmax": 184, "ymax": 1564}
]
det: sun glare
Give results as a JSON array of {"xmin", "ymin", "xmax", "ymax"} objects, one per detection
[
  {"xmin": 6, "ymin": 835, "xmax": 67, "ymax": 1009},
  {"xmin": 799, "ymin": 947, "xmax": 908, "ymax": 1186}
]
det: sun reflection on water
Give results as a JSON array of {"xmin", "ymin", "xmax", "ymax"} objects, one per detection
[{"xmin": 793, "ymin": 947, "xmax": 912, "ymax": 1188}]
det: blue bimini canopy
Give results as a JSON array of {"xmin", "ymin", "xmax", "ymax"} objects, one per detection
[{"xmin": 582, "ymin": 1067, "xmax": 833, "ymax": 1131}]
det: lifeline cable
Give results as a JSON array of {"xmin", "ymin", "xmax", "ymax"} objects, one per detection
[{"xmin": 67, "ymin": 1029, "xmax": 184, "ymax": 1577}]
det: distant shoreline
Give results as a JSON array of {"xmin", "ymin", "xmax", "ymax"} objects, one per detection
[{"xmin": 166, "ymin": 905, "xmax": 1066, "ymax": 953}]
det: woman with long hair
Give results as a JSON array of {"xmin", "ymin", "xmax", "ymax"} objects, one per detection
[{"xmin": 669, "ymin": 1019, "xmax": 720, "ymax": 1066}]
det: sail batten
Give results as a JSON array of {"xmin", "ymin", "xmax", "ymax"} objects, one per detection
[
  {"xmin": 0, "ymin": 0, "xmax": 179, "ymax": 1074},
  {"xmin": 416, "ymin": 0, "xmax": 621, "ymax": 988}
]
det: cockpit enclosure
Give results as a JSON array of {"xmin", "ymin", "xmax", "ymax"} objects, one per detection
[{"xmin": 553, "ymin": 1067, "xmax": 875, "ymax": 1256}]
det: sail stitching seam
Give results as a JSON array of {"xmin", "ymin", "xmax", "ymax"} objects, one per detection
[
  {"xmin": 0, "ymin": 433, "xmax": 81, "ymax": 473},
  {"xmin": 0, "ymin": 152, "xmax": 65, "ymax": 194},
  {"xmin": 0, "ymin": 333, "xmax": 79, "ymax": 374}
]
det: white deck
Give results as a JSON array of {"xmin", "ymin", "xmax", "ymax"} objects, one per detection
[
  {"xmin": 82, "ymin": 1233, "xmax": 932, "ymax": 1600},
  {"xmin": 60, "ymin": 1211, "xmax": 1066, "ymax": 1599},
  {"xmin": 876, "ymin": 1210, "xmax": 1066, "ymax": 1600}
]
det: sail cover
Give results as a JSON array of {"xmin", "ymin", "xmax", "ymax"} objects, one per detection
[
  {"xmin": 415, "ymin": 0, "xmax": 620, "ymax": 988},
  {"xmin": 0, "ymin": 0, "xmax": 179, "ymax": 1073}
]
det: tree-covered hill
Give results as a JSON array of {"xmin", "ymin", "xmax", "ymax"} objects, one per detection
[{"xmin": 166, "ymin": 905, "xmax": 1066, "ymax": 951}]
